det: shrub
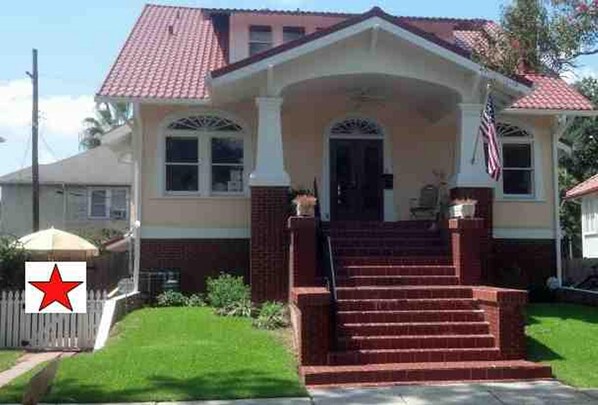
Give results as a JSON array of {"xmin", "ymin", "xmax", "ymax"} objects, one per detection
[
  {"xmin": 186, "ymin": 294, "xmax": 207, "ymax": 307},
  {"xmin": 156, "ymin": 291, "xmax": 188, "ymax": 307},
  {"xmin": 253, "ymin": 301, "xmax": 289, "ymax": 329},
  {"xmin": 216, "ymin": 298, "xmax": 253, "ymax": 318},
  {"xmin": 0, "ymin": 236, "xmax": 29, "ymax": 289},
  {"xmin": 206, "ymin": 273, "xmax": 250, "ymax": 309}
]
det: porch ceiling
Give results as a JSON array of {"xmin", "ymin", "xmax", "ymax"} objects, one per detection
[{"xmin": 281, "ymin": 74, "xmax": 461, "ymax": 122}]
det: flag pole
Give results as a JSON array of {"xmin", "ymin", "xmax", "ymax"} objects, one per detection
[{"xmin": 470, "ymin": 82, "xmax": 493, "ymax": 165}]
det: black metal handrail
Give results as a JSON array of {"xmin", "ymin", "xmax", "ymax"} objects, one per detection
[{"xmin": 314, "ymin": 177, "xmax": 338, "ymax": 351}]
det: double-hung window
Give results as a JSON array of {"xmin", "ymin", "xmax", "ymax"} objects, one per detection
[
  {"xmin": 88, "ymin": 188, "xmax": 129, "ymax": 219},
  {"xmin": 249, "ymin": 26, "xmax": 272, "ymax": 56},
  {"xmin": 163, "ymin": 115, "xmax": 245, "ymax": 196},
  {"xmin": 283, "ymin": 26, "xmax": 305, "ymax": 43},
  {"xmin": 497, "ymin": 123, "xmax": 534, "ymax": 197}
]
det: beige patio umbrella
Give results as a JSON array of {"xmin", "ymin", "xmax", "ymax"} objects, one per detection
[{"xmin": 18, "ymin": 227, "xmax": 99, "ymax": 260}]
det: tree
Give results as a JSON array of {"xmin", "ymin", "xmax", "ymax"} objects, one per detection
[
  {"xmin": 79, "ymin": 102, "xmax": 131, "ymax": 149},
  {"xmin": 559, "ymin": 78, "xmax": 598, "ymax": 256},
  {"xmin": 474, "ymin": 0, "xmax": 598, "ymax": 75}
]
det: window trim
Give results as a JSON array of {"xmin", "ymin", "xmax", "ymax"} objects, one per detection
[
  {"xmin": 158, "ymin": 110, "xmax": 250, "ymax": 198},
  {"xmin": 88, "ymin": 187, "xmax": 129, "ymax": 220},
  {"xmin": 493, "ymin": 122, "xmax": 543, "ymax": 201}
]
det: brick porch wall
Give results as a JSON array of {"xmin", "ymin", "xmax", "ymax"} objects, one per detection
[
  {"xmin": 250, "ymin": 186, "xmax": 290, "ymax": 303},
  {"xmin": 491, "ymin": 239, "xmax": 556, "ymax": 289},
  {"xmin": 140, "ymin": 239, "xmax": 249, "ymax": 293}
]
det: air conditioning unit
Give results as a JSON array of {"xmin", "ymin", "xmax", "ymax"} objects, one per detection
[{"xmin": 111, "ymin": 209, "xmax": 127, "ymax": 220}]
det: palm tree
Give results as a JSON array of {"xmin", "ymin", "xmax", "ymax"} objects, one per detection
[{"xmin": 79, "ymin": 102, "xmax": 131, "ymax": 149}]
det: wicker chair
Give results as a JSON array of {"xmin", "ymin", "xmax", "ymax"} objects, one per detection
[{"xmin": 410, "ymin": 184, "xmax": 439, "ymax": 220}]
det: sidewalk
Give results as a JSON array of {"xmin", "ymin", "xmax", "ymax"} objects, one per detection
[{"xmin": 0, "ymin": 352, "xmax": 71, "ymax": 389}]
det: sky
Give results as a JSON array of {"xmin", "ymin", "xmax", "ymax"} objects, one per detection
[{"xmin": 0, "ymin": 0, "xmax": 596, "ymax": 178}]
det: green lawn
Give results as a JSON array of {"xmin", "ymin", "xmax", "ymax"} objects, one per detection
[
  {"xmin": 527, "ymin": 303, "xmax": 598, "ymax": 388},
  {"xmin": 0, "ymin": 307, "xmax": 306, "ymax": 403},
  {"xmin": 0, "ymin": 351, "xmax": 22, "ymax": 372}
]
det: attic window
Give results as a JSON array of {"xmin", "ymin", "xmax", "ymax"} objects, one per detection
[
  {"xmin": 283, "ymin": 26, "xmax": 305, "ymax": 43},
  {"xmin": 249, "ymin": 25, "xmax": 273, "ymax": 56}
]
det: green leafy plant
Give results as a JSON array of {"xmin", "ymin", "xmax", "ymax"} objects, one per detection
[
  {"xmin": 253, "ymin": 301, "xmax": 289, "ymax": 330},
  {"xmin": 216, "ymin": 298, "xmax": 253, "ymax": 318},
  {"xmin": 0, "ymin": 236, "xmax": 29, "ymax": 289},
  {"xmin": 156, "ymin": 291, "xmax": 188, "ymax": 307},
  {"xmin": 185, "ymin": 294, "xmax": 207, "ymax": 307},
  {"xmin": 206, "ymin": 273, "xmax": 250, "ymax": 309}
]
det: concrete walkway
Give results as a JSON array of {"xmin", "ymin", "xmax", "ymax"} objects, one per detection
[
  {"xmin": 310, "ymin": 380, "xmax": 598, "ymax": 404},
  {"xmin": 0, "ymin": 351, "xmax": 69, "ymax": 389}
]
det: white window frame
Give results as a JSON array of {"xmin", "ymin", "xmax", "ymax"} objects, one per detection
[
  {"xmin": 158, "ymin": 112, "xmax": 250, "ymax": 198},
  {"xmin": 88, "ymin": 187, "xmax": 129, "ymax": 220},
  {"xmin": 583, "ymin": 196, "xmax": 598, "ymax": 236},
  {"xmin": 494, "ymin": 123, "xmax": 543, "ymax": 201}
]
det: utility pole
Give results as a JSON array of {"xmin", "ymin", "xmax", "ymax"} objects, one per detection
[{"xmin": 26, "ymin": 49, "xmax": 39, "ymax": 232}]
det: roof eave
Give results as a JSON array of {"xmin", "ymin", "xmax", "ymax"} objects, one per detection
[
  {"xmin": 503, "ymin": 108, "xmax": 598, "ymax": 117},
  {"xmin": 95, "ymin": 94, "xmax": 212, "ymax": 105}
]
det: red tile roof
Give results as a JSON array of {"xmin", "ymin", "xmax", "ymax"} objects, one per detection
[
  {"xmin": 97, "ymin": 5, "xmax": 226, "ymax": 100},
  {"xmin": 566, "ymin": 174, "xmax": 598, "ymax": 200},
  {"xmin": 97, "ymin": 4, "xmax": 595, "ymax": 112}
]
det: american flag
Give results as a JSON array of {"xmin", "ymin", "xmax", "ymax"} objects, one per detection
[{"xmin": 479, "ymin": 95, "xmax": 501, "ymax": 181}]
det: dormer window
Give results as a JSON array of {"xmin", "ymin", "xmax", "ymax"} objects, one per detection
[
  {"xmin": 283, "ymin": 26, "xmax": 305, "ymax": 43},
  {"xmin": 249, "ymin": 26, "xmax": 272, "ymax": 56}
]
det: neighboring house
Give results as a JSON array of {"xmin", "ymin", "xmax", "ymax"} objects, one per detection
[
  {"xmin": 0, "ymin": 131, "xmax": 132, "ymax": 238},
  {"xmin": 566, "ymin": 174, "xmax": 598, "ymax": 259},
  {"xmin": 95, "ymin": 4, "xmax": 598, "ymax": 385}
]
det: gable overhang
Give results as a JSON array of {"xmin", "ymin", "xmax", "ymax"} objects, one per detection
[
  {"xmin": 502, "ymin": 107, "xmax": 598, "ymax": 117},
  {"xmin": 209, "ymin": 10, "xmax": 532, "ymax": 97}
]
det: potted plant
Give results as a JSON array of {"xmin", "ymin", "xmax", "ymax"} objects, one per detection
[
  {"xmin": 293, "ymin": 194, "xmax": 317, "ymax": 217},
  {"xmin": 450, "ymin": 198, "xmax": 477, "ymax": 219}
]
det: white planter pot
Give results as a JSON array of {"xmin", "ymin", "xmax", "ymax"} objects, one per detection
[
  {"xmin": 450, "ymin": 203, "xmax": 476, "ymax": 219},
  {"xmin": 296, "ymin": 204, "xmax": 315, "ymax": 217}
]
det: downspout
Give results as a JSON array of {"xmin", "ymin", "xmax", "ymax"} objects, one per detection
[
  {"xmin": 132, "ymin": 103, "xmax": 142, "ymax": 293},
  {"xmin": 552, "ymin": 115, "xmax": 573, "ymax": 286}
]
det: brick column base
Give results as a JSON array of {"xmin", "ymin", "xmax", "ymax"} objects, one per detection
[
  {"xmin": 290, "ymin": 287, "xmax": 331, "ymax": 366},
  {"xmin": 288, "ymin": 216, "xmax": 317, "ymax": 292},
  {"xmin": 450, "ymin": 218, "xmax": 484, "ymax": 285},
  {"xmin": 251, "ymin": 186, "xmax": 289, "ymax": 303},
  {"xmin": 473, "ymin": 287, "xmax": 527, "ymax": 360},
  {"xmin": 451, "ymin": 187, "xmax": 493, "ymax": 282}
]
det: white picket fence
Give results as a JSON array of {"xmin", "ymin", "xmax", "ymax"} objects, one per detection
[{"xmin": 0, "ymin": 290, "xmax": 106, "ymax": 350}]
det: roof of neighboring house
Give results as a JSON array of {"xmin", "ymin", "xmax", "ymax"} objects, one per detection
[
  {"xmin": 565, "ymin": 174, "xmax": 598, "ymax": 200},
  {"xmin": 0, "ymin": 144, "xmax": 132, "ymax": 186},
  {"xmin": 97, "ymin": 4, "xmax": 595, "ymax": 112}
]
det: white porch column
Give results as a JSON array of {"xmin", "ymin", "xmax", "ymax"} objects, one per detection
[
  {"xmin": 453, "ymin": 103, "xmax": 493, "ymax": 188},
  {"xmin": 249, "ymin": 97, "xmax": 290, "ymax": 186}
]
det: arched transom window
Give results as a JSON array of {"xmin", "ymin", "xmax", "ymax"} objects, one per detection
[
  {"xmin": 330, "ymin": 118, "xmax": 383, "ymax": 137},
  {"xmin": 497, "ymin": 123, "xmax": 534, "ymax": 197},
  {"xmin": 163, "ymin": 114, "xmax": 245, "ymax": 195}
]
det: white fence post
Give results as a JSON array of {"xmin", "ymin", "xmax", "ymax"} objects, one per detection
[{"xmin": 0, "ymin": 290, "xmax": 106, "ymax": 350}]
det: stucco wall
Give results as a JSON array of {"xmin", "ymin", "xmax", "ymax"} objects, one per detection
[{"xmin": 0, "ymin": 184, "xmax": 128, "ymax": 238}]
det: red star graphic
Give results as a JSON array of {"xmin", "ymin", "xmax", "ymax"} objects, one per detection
[{"xmin": 29, "ymin": 264, "xmax": 83, "ymax": 311}]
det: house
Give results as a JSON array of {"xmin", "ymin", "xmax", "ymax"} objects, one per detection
[
  {"xmin": 96, "ymin": 5, "xmax": 596, "ymax": 384},
  {"xmin": 566, "ymin": 174, "xmax": 598, "ymax": 259},
  {"xmin": 0, "ymin": 129, "xmax": 132, "ymax": 238}
]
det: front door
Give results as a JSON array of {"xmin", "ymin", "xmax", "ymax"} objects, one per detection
[{"xmin": 330, "ymin": 139, "xmax": 383, "ymax": 221}]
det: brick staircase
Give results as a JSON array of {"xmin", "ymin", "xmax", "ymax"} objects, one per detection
[{"xmin": 300, "ymin": 221, "xmax": 551, "ymax": 387}]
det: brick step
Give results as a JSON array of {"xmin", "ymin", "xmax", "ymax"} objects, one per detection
[
  {"xmin": 337, "ymin": 275, "xmax": 459, "ymax": 287},
  {"xmin": 338, "ymin": 334, "xmax": 495, "ymax": 350},
  {"xmin": 331, "ymin": 237, "xmax": 445, "ymax": 248},
  {"xmin": 337, "ymin": 256, "xmax": 452, "ymax": 266},
  {"xmin": 334, "ymin": 246, "xmax": 450, "ymax": 257},
  {"xmin": 329, "ymin": 347, "xmax": 501, "ymax": 365},
  {"xmin": 301, "ymin": 360, "xmax": 553, "ymax": 386},
  {"xmin": 337, "ymin": 310, "xmax": 486, "ymax": 324},
  {"xmin": 340, "ymin": 265, "xmax": 456, "ymax": 277},
  {"xmin": 327, "ymin": 229, "xmax": 440, "ymax": 238},
  {"xmin": 336, "ymin": 298, "xmax": 478, "ymax": 311},
  {"xmin": 336, "ymin": 286, "xmax": 473, "ymax": 300},
  {"xmin": 338, "ymin": 322, "xmax": 489, "ymax": 336},
  {"xmin": 326, "ymin": 220, "xmax": 435, "ymax": 230}
]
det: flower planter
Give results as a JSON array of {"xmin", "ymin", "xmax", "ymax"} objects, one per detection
[
  {"xmin": 450, "ymin": 202, "xmax": 476, "ymax": 219},
  {"xmin": 296, "ymin": 204, "xmax": 315, "ymax": 217}
]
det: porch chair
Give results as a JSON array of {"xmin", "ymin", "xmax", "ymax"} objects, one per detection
[{"xmin": 410, "ymin": 184, "xmax": 439, "ymax": 220}]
